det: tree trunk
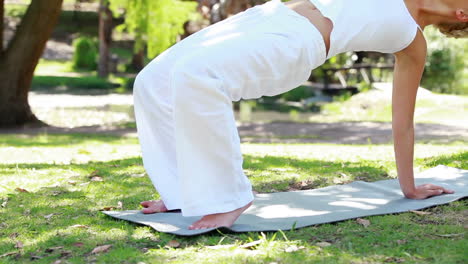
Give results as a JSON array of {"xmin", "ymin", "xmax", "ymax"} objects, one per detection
[
  {"xmin": 98, "ymin": 0, "xmax": 113, "ymax": 78},
  {"xmin": 0, "ymin": 0, "xmax": 3, "ymax": 52},
  {"xmin": 0, "ymin": 0, "xmax": 63, "ymax": 128},
  {"xmin": 223, "ymin": 0, "xmax": 251, "ymax": 17},
  {"xmin": 131, "ymin": 48, "xmax": 144, "ymax": 72}
]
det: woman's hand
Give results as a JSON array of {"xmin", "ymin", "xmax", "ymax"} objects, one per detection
[{"xmin": 404, "ymin": 184, "xmax": 454, "ymax": 200}]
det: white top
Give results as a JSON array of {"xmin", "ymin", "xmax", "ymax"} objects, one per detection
[{"xmin": 309, "ymin": 0, "xmax": 421, "ymax": 59}]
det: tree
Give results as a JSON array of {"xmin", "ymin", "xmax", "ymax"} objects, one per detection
[
  {"xmin": 98, "ymin": 0, "xmax": 113, "ymax": 77},
  {"xmin": 0, "ymin": 0, "xmax": 63, "ymax": 128},
  {"xmin": 108, "ymin": 0, "xmax": 197, "ymax": 60}
]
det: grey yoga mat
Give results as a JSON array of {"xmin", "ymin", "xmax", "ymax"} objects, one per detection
[{"xmin": 103, "ymin": 165, "xmax": 467, "ymax": 236}]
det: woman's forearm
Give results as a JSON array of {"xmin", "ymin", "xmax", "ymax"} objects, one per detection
[{"xmin": 392, "ymin": 125, "xmax": 416, "ymax": 198}]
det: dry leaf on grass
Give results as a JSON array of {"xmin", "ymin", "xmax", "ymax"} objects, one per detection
[
  {"xmin": 71, "ymin": 224, "xmax": 89, "ymax": 229},
  {"xmin": 410, "ymin": 210, "xmax": 432, "ymax": 216},
  {"xmin": 285, "ymin": 245, "xmax": 305, "ymax": 252},
  {"xmin": 68, "ymin": 181, "xmax": 77, "ymax": 185},
  {"xmin": 9, "ymin": 232, "xmax": 19, "ymax": 239},
  {"xmin": 100, "ymin": 201, "xmax": 123, "ymax": 211},
  {"xmin": 396, "ymin": 240, "xmax": 407, "ymax": 245},
  {"xmin": 316, "ymin": 242, "xmax": 332, "ymax": 247},
  {"xmin": 356, "ymin": 218, "xmax": 371, "ymax": 228},
  {"xmin": 15, "ymin": 241, "xmax": 23, "ymax": 249},
  {"xmin": 1, "ymin": 198, "xmax": 8, "ymax": 207},
  {"xmin": 166, "ymin": 240, "xmax": 180, "ymax": 248},
  {"xmin": 15, "ymin": 188, "xmax": 29, "ymax": 193},
  {"xmin": 434, "ymin": 233, "xmax": 464, "ymax": 238},
  {"xmin": 45, "ymin": 246, "xmax": 64, "ymax": 253},
  {"xmin": 73, "ymin": 242, "xmax": 84, "ymax": 247},
  {"xmin": 0, "ymin": 251, "xmax": 19, "ymax": 258},
  {"xmin": 30, "ymin": 255, "xmax": 43, "ymax": 260},
  {"xmin": 44, "ymin": 213, "xmax": 59, "ymax": 220},
  {"xmin": 91, "ymin": 245, "xmax": 112, "ymax": 254},
  {"xmin": 91, "ymin": 176, "xmax": 104, "ymax": 182}
]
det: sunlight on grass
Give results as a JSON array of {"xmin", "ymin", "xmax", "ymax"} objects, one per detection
[{"xmin": 0, "ymin": 134, "xmax": 466, "ymax": 263}]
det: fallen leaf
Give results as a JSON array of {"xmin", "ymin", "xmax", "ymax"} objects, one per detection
[
  {"xmin": 1, "ymin": 198, "xmax": 8, "ymax": 207},
  {"xmin": 60, "ymin": 250, "xmax": 72, "ymax": 257},
  {"xmin": 396, "ymin": 239, "xmax": 407, "ymax": 245},
  {"xmin": 384, "ymin": 257, "xmax": 405, "ymax": 263},
  {"xmin": 91, "ymin": 244, "xmax": 112, "ymax": 254},
  {"xmin": 45, "ymin": 246, "xmax": 64, "ymax": 253},
  {"xmin": 434, "ymin": 233, "xmax": 464, "ymax": 238},
  {"xmin": 15, "ymin": 188, "xmax": 29, "ymax": 193},
  {"xmin": 79, "ymin": 182, "xmax": 90, "ymax": 187},
  {"xmin": 166, "ymin": 240, "xmax": 180, "ymax": 248},
  {"xmin": 91, "ymin": 176, "xmax": 103, "ymax": 182},
  {"xmin": 30, "ymin": 255, "xmax": 42, "ymax": 260},
  {"xmin": 99, "ymin": 206, "xmax": 117, "ymax": 211},
  {"xmin": 0, "ymin": 251, "xmax": 19, "ymax": 258},
  {"xmin": 68, "ymin": 181, "xmax": 77, "ymax": 185},
  {"xmin": 316, "ymin": 242, "xmax": 332, "ymax": 247},
  {"xmin": 15, "ymin": 241, "xmax": 23, "ymax": 249},
  {"xmin": 356, "ymin": 218, "xmax": 371, "ymax": 228},
  {"xmin": 130, "ymin": 173, "xmax": 145, "ymax": 178},
  {"xmin": 52, "ymin": 260, "xmax": 64, "ymax": 264},
  {"xmin": 239, "ymin": 240, "xmax": 262, "ymax": 250},
  {"xmin": 71, "ymin": 224, "xmax": 89, "ymax": 229},
  {"xmin": 117, "ymin": 201, "xmax": 123, "ymax": 209},
  {"xmin": 73, "ymin": 242, "xmax": 84, "ymax": 247},
  {"xmin": 411, "ymin": 210, "xmax": 431, "ymax": 216},
  {"xmin": 284, "ymin": 245, "xmax": 304, "ymax": 252},
  {"xmin": 44, "ymin": 213, "xmax": 57, "ymax": 220},
  {"xmin": 9, "ymin": 233, "xmax": 19, "ymax": 239}
]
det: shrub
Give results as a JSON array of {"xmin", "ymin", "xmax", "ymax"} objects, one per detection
[
  {"xmin": 422, "ymin": 27, "xmax": 468, "ymax": 94},
  {"xmin": 72, "ymin": 37, "xmax": 97, "ymax": 71}
]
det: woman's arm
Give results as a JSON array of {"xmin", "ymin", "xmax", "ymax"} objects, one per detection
[{"xmin": 393, "ymin": 30, "xmax": 454, "ymax": 199}]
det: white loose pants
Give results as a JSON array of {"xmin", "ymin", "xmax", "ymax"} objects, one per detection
[{"xmin": 133, "ymin": 0, "xmax": 327, "ymax": 216}]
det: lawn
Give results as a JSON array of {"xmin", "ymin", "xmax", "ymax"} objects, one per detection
[{"xmin": 0, "ymin": 134, "xmax": 466, "ymax": 263}]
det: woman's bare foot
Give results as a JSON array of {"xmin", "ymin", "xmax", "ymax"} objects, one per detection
[
  {"xmin": 140, "ymin": 200, "xmax": 168, "ymax": 214},
  {"xmin": 188, "ymin": 202, "xmax": 253, "ymax": 230}
]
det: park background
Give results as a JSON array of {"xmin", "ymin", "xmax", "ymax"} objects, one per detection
[{"xmin": 0, "ymin": 0, "xmax": 466, "ymax": 263}]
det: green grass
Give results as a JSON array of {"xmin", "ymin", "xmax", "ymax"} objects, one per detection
[{"xmin": 0, "ymin": 134, "xmax": 466, "ymax": 263}]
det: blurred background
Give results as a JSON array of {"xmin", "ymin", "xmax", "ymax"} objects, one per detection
[{"xmin": 0, "ymin": 0, "xmax": 467, "ymax": 132}]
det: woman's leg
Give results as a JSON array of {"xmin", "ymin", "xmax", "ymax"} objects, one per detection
[
  {"xmin": 133, "ymin": 49, "xmax": 185, "ymax": 211},
  {"xmin": 134, "ymin": 0, "xmax": 326, "ymax": 228},
  {"xmin": 170, "ymin": 1, "xmax": 326, "ymax": 228}
]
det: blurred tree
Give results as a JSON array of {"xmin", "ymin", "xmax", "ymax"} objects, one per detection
[
  {"xmin": 98, "ymin": 0, "xmax": 113, "ymax": 77},
  {"xmin": 108, "ymin": 0, "xmax": 197, "ymax": 69},
  {"xmin": 0, "ymin": 0, "xmax": 63, "ymax": 128}
]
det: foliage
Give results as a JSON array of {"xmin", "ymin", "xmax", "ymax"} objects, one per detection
[
  {"xmin": 422, "ymin": 27, "xmax": 468, "ymax": 94},
  {"xmin": 72, "ymin": 37, "xmax": 98, "ymax": 71},
  {"xmin": 108, "ymin": 0, "xmax": 198, "ymax": 58}
]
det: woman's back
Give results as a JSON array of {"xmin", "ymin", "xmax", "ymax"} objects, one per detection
[{"xmin": 304, "ymin": 0, "xmax": 421, "ymax": 58}]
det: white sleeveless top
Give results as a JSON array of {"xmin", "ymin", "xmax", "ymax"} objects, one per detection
[{"xmin": 309, "ymin": 0, "xmax": 421, "ymax": 59}]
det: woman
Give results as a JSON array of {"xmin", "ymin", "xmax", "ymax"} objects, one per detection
[{"xmin": 133, "ymin": 0, "xmax": 467, "ymax": 230}]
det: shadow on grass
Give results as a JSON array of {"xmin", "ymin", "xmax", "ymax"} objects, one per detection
[{"xmin": 0, "ymin": 151, "xmax": 466, "ymax": 263}]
